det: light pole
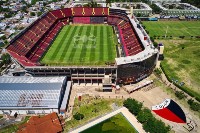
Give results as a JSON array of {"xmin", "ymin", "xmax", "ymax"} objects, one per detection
[{"xmin": 165, "ymin": 26, "xmax": 169, "ymax": 39}]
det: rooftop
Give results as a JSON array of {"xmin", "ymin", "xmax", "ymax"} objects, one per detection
[
  {"xmin": 17, "ymin": 112, "xmax": 63, "ymax": 133},
  {"xmin": 0, "ymin": 76, "xmax": 66, "ymax": 109}
]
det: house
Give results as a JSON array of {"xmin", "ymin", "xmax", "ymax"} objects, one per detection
[{"xmin": 17, "ymin": 112, "xmax": 64, "ymax": 133}]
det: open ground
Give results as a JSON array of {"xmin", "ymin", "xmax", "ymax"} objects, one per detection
[
  {"xmin": 40, "ymin": 25, "xmax": 117, "ymax": 66},
  {"xmin": 160, "ymin": 39, "xmax": 200, "ymax": 98},
  {"xmin": 65, "ymin": 74, "xmax": 200, "ymax": 133},
  {"xmin": 143, "ymin": 21, "xmax": 200, "ymax": 99}
]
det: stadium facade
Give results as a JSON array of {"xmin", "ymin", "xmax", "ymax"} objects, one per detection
[
  {"xmin": 0, "ymin": 77, "xmax": 72, "ymax": 115},
  {"xmin": 6, "ymin": 7, "xmax": 158, "ymax": 85}
]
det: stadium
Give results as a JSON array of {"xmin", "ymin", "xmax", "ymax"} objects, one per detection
[{"xmin": 6, "ymin": 7, "xmax": 158, "ymax": 85}]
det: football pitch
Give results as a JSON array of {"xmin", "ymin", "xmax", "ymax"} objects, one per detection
[
  {"xmin": 143, "ymin": 21, "xmax": 200, "ymax": 100},
  {"xmin": 142, "ymin": 21, "xmax": 200, "ymax": 37},
  {"xmin": 40, "ymin": 25, "xmax": 117, "ymax": 66}
]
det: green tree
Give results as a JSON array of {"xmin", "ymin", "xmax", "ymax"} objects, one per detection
[
  {"xmin": 37, "ymin": 12, "xmax": 42, "ymax": 16},
  {"xmin": 1, "ymin": 53, "xmax": 11, "ymax": 66},
  {"xmin": 150, "ymin": 4, "xmax": 161, "ymax": 14},
  {"xmin": 0, "ymin": 35, "xmax": 6, "ymax": 40},
  {"xmin": 175, "ymin": 91, "xmax": 186, "ymax": 100},
  {"xmin": 22, "ymin": 6, "xmax": 28, "ymax": 13},
  {"xmin": 31, "ymin": 0, "xmax": 38, "ymax": 5},
  {"xmin": 137, "ymin": 108, "xmax": 153, "ymax": 123},
  {"xmin": 123, "ymin": 98, "xmax": 143, "ymax": 116},
  {"xmin": 4, "ymin": 13, "xmax": 12, "ymax": 18},
  {"xmin": 30, "ymin": 12, "xmax": 36, "ymax": 16},
  {"xmin": 190, "ymin": 102, "xmax": 200, "ymax": 111},
  {"xmin": 181, "ymin": 0, "xmax": 200, "ymax": 8},
  {"xmin": 106, "ymin": 0, "xmax": 111, "ymax": 7},
  {"xmin": 187, "ymin": 99, "xmax": 194, "ymax": 105},
  {"xmin": 143, "ymin": 118, "xmax": 170, "ymax": 133},
  {"xmin": 73, "ymin": 112, "xmax": 84, "ymax": 120},
  {"xmin": 187, "ymin": 99, "xmax": 200, "ymax": 111},
  {"xmin": 136, "ymin": 13, "xmax": 142, "ymax": 17},
  {"xmin": 136, "ymin": 4, "xmax": 141, "ymax": 9}
]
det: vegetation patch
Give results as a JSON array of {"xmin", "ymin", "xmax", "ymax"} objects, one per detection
[
  {"xmin": 181, "ymin": 59, "xmax": 191, "ymax": 64},
  {"xmin": 0, "ymin": 116, "xmax": 30, "ymax": 133},
  {"xmin": 123, "ymin": 98, "xmax": 171, "ymax": 133},
  {"xmin": 142, "ymin": 21, "xmax": 200, "ymax": 39},
  {"xmin": 65, "ymin": 95, "xmax": 123, "ymax": 132},
  {"xmin": 81, "ymin": 113, "xmax": 137, "ymax": 133}
]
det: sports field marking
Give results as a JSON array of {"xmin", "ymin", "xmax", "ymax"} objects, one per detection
[
  {"xmin": 142, "ymin": 21, "xmax": 200, "ymax": 37},
  {"xmin": 40, "ymin": 25, "xmax": 117, "ymax": 66}
]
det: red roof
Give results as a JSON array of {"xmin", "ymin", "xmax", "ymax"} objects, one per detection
[{"xmin": 17, "ymin": 112, "xmax": 63, "ymax": 133}]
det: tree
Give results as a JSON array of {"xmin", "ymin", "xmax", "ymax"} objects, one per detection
[
  {"xmin": 61, "ymin": 5, "xmax": 64, "ymax": 9},
  {"xmin": 30, "ymin": 12, "xmax": 36, "ymax": 16},
  {"xmin": 187, "ymin": 99, "xmax": 194, "ymax": 105},
  {"xmin": 106, "ymin": 0, "xmax": 111, "ymax": 7},
  {"xmin": 181, "ymin": 0, "xmax": 200, "ymax": 8},
  {"xmin": 175, "ymin": 91, "xmax": 186, "ymax": 100},
  {"xmin": 37, "ymin": 12, "xmax": 42, "ymax": 16},
  {"xmin": 1, "ymin": 53, "xmax": 11, "ymax": 66},
  {"xmin": 137, "ymin": 108, "xmax": 153, "ymax": 123},
  {"xmin": 22, "ymin": 6, "xmax": 28, "ymax": 13},
  {"xmin": 4, "ymin": 13, "xmax": 12, "ymax": 18},
  {"xmin": 136, "ymin": 4, "xmax": 141, "ymax": 9},
  {"xmin": 73, "ymin": 112, "xmax": 84, "ymax": 120},
  {"xmin": 0, "ymin": 35, "xmax": 6, "ymax": 40},
  {"xmin": 136, "ymin": 13, "xmax": 141, "ymax": 17},
  {"xmin": 187, "ymin": 99, "xmax": 200, "ymax": 111},
  {"xmin": 143, "ymin": 118, "xmax": 170, "ymax": 133},
  {"xmin": 150, "ymin": 4, "xmax": 161, "ymax": 14},
  {"xmin": 153, "ymin": 42, "xmax": 158, "ymax": 48},
  {"xmin": 150, "ymin": 36, "xmax": 155, "ymax": 42},
  {"xmin": 190, "ymin": 102, "xmax": 200, "ymax": 111},
  {"xmin": 123, "ymin": 98, "xmax": 143, "ymax": 116},
  {"xmin": 31, "ymin": 0, "xmax": 38, "ymax": 5}
]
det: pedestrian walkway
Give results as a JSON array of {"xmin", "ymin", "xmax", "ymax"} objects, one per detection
[{"xmin": 69, "ymin": 107, "xmax": 146, "ymax": 133}]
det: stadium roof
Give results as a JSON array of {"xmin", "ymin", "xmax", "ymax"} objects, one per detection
[{"xmin": 0, "ymin": 76, "xmax": 66, "ymax": 109}]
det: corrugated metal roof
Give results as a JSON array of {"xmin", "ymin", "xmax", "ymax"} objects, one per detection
[
  {"xmin": 0, "ymin": 77, "xmax": 66, "ymax": 109},
  {"xmin": 0, "ymin": 76, "xmax": 65, "ymax": 83},
  {"xmin": 0, "ymin": 83, "xmax": 62, "ymax": 90},
  {"xmin": 60, "ymin": 81, "xmax": 71, "ymax": 110}
]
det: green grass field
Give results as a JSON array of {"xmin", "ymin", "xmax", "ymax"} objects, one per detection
[
  {"xmin": 142, "ymin": 21, "xmax": 200, "ymax": 100},
  {"xmin": 160, "ymin": 39, "xmax": 200, "ymax": 99},
  {"xmin": 142, "ymin": 21, "xmax": 200, "ymax": 37},
  {"xmin": 81, "ymin": 113, "xmax": 138, "ymax": 133},
  {"xmin": 40, "ymin": 25, "xmax": 117, "ymax": 66},
  {"xmin": 65, "ymin": 95, "xmax": 123, "ymax": 132}
]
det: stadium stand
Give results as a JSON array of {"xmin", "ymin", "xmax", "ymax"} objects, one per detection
[
  {"xmin": 6, "ymin": 8, "xmax": 111, "ymax": 66},
  {"xmin": 107, "ymin": 12, "xmax": 143, "ymax": 56},
  {"xmin": 90, "ymin": 17, "xmax": 105, "ymax": 24},
  {"xmin": 71, "ymin": 7, "xmax": 109, "ymax": 16},
  {"xmin": 73, "ymin": 17, "xmax": 91, "ymax": 24},
  {"xmin": 7, "ymin": 9, "xmax": 72, "ymax": 66},
  {"xmin": 6, "ymin": 7, "xmax": 157, "ymax": 84}
]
